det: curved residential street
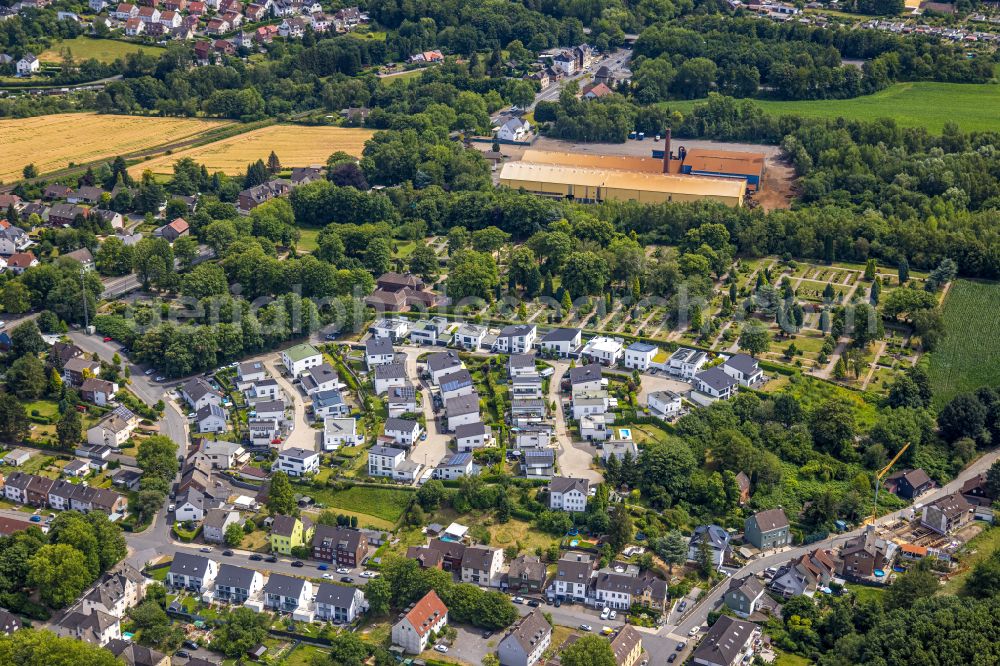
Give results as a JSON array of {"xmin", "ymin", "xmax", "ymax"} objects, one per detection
[
  {"xmin": 548, "ymin": 361, "xmax": 602, "ymax": 483},
  {"xmin": 262, "ymin": 356, "xmax": 317, "ymax": 452}
]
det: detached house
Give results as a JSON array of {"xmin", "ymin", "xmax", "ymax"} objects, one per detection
[
  {"xmin": 391, "ymin": 589, "xmax": 448, "ymax": 654},
  {"xmin": 689, "ymin": 524, "xmax": 730, "ymax": 570},
  {"xmin": 383, "ymin": 418, "xmax": 420, "ymax": 448},
  {"xmin": 374, "ymin": 363, "xmax": 407, "ymax": 395},
  {"xmin": 504, "ymin": 554, "xmax": 546, "ymax": 594},
  {"xmin": 549, "ymin": 476, "xmax": 589, "ymax": 512},
  {"xmin": 722, "ymin": 353, "xmax": 763, "ymax": 386},
  {"xmin": 365, "ymin": 337, "xmax": 395, "ymax": 368},
  {"xmin": 270, "ymin": 514, "xmax": 314, "ymax": 555},
  {"xmin": 724, "ymin": 575, "xmax": 766, "ymax": 618},
  {"xmin": 539, "ymin": 327, "xmax": 580, "ymax": 357},
  {"xmin": 461, "ymin": 546, "xmax": 504, "ymax": 587},
  {"xmin": 446, "ymin": 392, "xmax": 481, "ymax": 431},
  {"xmin": 744, "ymin": 509, "xmax": 791, "ymax": 551},
  {"xmin": 493, "ymin": 324, "xmax": 536, "ymax": 354},
  {"xmin": 886, "ymin": 468, "xmax": 933, "ymax": 500},
  {"xmin": 840, "ymin": 526, "xmax": 896, "ymax": 579},
  {"xmin": 281, "ymin": 343, "xmax": 322, "ymax": 376},
  {"xmin": 426, "ymin": 351, "xmax": 464, "ymax": 385},
  {"xmin": 181, "ymin": 377, "xmax": 223, "ymax": 411},
  {"xmin": 368, "ymin": 445, "xmax": 405, "ymax": 478},
  {"xmin": 273, "ymin": 447, "xmax": 319, "ymax": 477},
  {"xmin": 624, "ymin": 342, "xmax": 658, "ymax": 370},
  {"xmin": 497, "ymin": 609, "xmax": 551, "ymax": 666},
  {"xmin": 315, "ymin": 583, "xmax": 367, "ymax": 623}
]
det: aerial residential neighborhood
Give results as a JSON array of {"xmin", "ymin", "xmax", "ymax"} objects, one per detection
[{"xmin": 0, "ymin": 0, "xmax": 998, "ymax": 658}]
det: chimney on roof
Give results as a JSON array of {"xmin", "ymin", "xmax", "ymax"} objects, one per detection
[{"xmin": 662, "ymin": 127, "xmax": 672, "ymax": 173}]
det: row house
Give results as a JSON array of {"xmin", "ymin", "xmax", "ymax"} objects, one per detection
[
  {"xmin": 167, "ymin": 553, "xmax": 218, "ymax": 593},
  {"xmin": 214, "ymin": 563, "xmax": 264, "ymax": 604},
  {"xmin": 263, "ymin": 574, "xmax": 312, "ymax": 615},
  {"xmin": 315, "ymin": 583, "xmax": 366, "ymax": 623}
]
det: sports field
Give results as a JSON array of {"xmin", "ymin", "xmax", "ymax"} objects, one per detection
[
  {"xmin": 131, "ymin": 125, "xmax": 375, "ymax": 177},
  {"xmin": 930, "ymin": 280, "xmax": 1000, "ymax": 406},
  {"xmin": 670, "ymin": 80, "xmax": 1000, "ymax": 133},
  {"xmin": 40, "ymin": 37, "xmax": 165, "ymax": 63},
  {"xmin": 0, "ymin": 113, "xmax": 230, "ymax": 181}
]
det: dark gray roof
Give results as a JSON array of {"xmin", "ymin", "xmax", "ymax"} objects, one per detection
[
  {"xmin": 508, "ymin": 353, "xmax": 535, "ymax": 368},
  {"xmin": 550, "ymin": 476, "xmax": 589, "ymax": 495},
  {"xmin": 197, "ymin": 403, "xmax": 226, "ymax": 421},
  {"xmin": 369, "ymin": 445, "xmax": 405, "ymax": 457},
  {"xmin": 426, "ymin": 351, "xmax": 462, "ymax": 373},
  {"xmin": 696, "ymin": 366, "xmax": 738, "ymax": 391},
  {"xmin": 169, "ymin": 552, "xmax": 211, "ymax": 578},
  {"xmin": 728, "ymin": 574, "xmax": 764, "ymax": 600},
  {"xmin": 384, "ymin": 417, "xmax": 418, "ymax": 433},
  {"xmin": 439, "ymin": 369, "xmax": 473, "ymax": 392},
  {"xmin": 523, "ymin": 449, "xmax": 554, "ymax": 465},
  {"xmin": 724, "ymin": 353, "xmax": 760, "ymax": 376},
  {"xmin": 498, "ymin": 324, "xmax": 534, "ymax": 338},
  {"xmin": 263, "ymin": 573, "xmax": 306, "ymax": 598},
  {"xmin": 387, "ymin": 384, "xmax": 417, "ymax": 402},
  {"xmin": 439, "ymin": 452, "xmax": 472, "ymax": 468},
  {"xmin": 375, "ymin": 363, "xmax": 406, "ymax": 380},
  {"xmin": 557, "ymin": 552, "xmax": 594, "ymax": 581},
  {"xmin": 366, "ymin": 337, "xmax": 393, "ymax": 355},
  {"xmin": 501, "ymin": 609, "xmax": 551, "ymax": 656},
  {"xmin": 692, "ymin": 524, "xmax": 729, "ymax": 550},
  {"xmin": 254, "ymin": 399, "xmax": 284, "ymax": 413},
  {"xmin": 215, "ymin": 564, "xmax": 258, "ymax": 590},
  {"xmin": 691, "ymin": 616, "xmax": 757, "ymax": 666},
  {"xmin": 301, "ymin": 363, "xmax": 338, "ymax": 390},
  {"xmin": 541, "ymin": 327, "xmax": 580, "ymax": 343},
  {"xmin": 183, "ymin": 377, "xmax": 219, "ymax": 402},
  {"xmin": 454, "ymin": 422, "xmax": 487, "ymax": 438},
  {"xmin": 315, "ymin": 582, "xmax": 358, "ymax": 607},
  {"xmin": 751, "ymin": 508, "xmax": 789, "ymax": 532},
  {"xmin": 569, "ymin": 363, "xmax": 602, "ymax": 385},
  {"xmin": 627, "ymin": 341, "xmax": 657, "ymax": 353},
  {"xmin": 446, "ymin": 392, "xmax": 480, "ymax": 417}
]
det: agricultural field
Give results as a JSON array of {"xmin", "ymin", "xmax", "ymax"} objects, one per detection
[
  {"xmin": 666, "ymin": 80, "xmax": 1000, "ymax": 133},
  {"xmin": 40, "ymin": 37, "xmax": 164, "ymax": 64},
  {"xmin": 131, "ymin": 125, "xmax": 375, "ymax": 177},
  {"xmin": 0, "ymin": 113, "xmax": 230, "ymax": 182},
  {"xmin": 929, "ymin": 280, "xmax": 1000, "ymax": 407}
]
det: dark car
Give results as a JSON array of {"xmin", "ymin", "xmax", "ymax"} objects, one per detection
[
  {"xmin": 482, "ymin": 630, "xmax": 493, "ymax": 639},
  {"xmin": 265, "ymin": 555, "xmax": 278, "ymax": 563},
  {"xmin": 222, "ymin": 550, "xmax": 234, "ymax": 556},
  {"xmin": 340, "ymin": 576, "xmax": 354, "ymax": 583},
  {"xmin": 676, "ymin": 642, "xmax": 686, "ymax": 651},
  {"xmin": 527, "ymin": 599, "xmax": 541, "ymax": 607},
  {"xmin": 291, "ymin": 560, "xmax": 304, "ymax": 568},
  {"xmin": 667, "ymin": 655, "xmax": 677, "ymax": 663},
  {"xmin": 183, "ymin": 640, "xmax": 198, "ymax": 650},
  {"xmin": 176, "ymin": 650, "xmax": 190, "ymax": 658},
  {"xmin": 249, "ymin": 554, "xmax": 263, "ymax": 561},
  {"xmin": 553, "ymin": 599, "xmax": 562, "ymax": 607}
]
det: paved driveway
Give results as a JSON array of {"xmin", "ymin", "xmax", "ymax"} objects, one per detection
[
  {"xmin": 263, "ymin": 356, "xmax": 318, "ymax": 452},
  {"xmin": 548, "ymin": 361, "xmax": 602, "ymax": 483}
]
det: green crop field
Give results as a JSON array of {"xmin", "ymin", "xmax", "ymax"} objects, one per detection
[
  {"xmin": 930, "ymin": 280, "xmax": 1000, "ymax": 406},
  {"xmin": 668, "ymin": 80, "xmax": 1000, "ymax": 133},
  {"xmin": 40, "ymin": 37, "xmax": 165, "ymax": 64}
]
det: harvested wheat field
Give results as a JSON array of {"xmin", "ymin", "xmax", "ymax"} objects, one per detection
[
  {"xmin": 0, "ymin": 113, "xmax": 231, "ymax": 182},
  {"xmin": 131, "ymin": 125, "xmax": 375, "ymax": 177}
]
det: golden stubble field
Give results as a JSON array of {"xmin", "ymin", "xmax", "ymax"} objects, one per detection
[
  {"xmin": 0, "ymin": 113, "xmax": 231, "ymax": 182},
  {"xmin": 130, "ymin": 125, "xmax": 375, "ymax": 177}
]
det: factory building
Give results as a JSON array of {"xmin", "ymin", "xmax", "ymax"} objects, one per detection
[{"xmin": 498, "ymin": 131, "xmax": 761, "ymax": 207}]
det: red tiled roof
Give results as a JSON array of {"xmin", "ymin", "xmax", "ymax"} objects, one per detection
[{"xmin": 403, "ymin": 589, "xmax": 447, "ymax": 637}]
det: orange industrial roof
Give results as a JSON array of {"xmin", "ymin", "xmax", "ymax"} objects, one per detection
[
  {"xmin": 499, "ymin": 161, "xmax": 745, "ymax": 199},
  {"xmin": 683, "ymin": 148, "xmax": 765, "ymax": 177},
  {"xmin": 520, "ymin": 149, "xmax": 665, "ymax": 174}
]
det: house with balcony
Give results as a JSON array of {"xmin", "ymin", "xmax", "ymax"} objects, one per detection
[
  {"xmin": 167, "ymin": 553, "xmax": 217, "ymax": 593},
  {"xmin": 391, "ymin": 589, "xmax": 448, "ymax": 654},
  {"xmin": 368, "ymin": 445, "xmax": 405, "ymax": 478},
  {"xmin": 270, "ymin": 515, "xmax": 314, "ymax": 555},
  {"xmin": 493, "ymin": 324, "xmax": 536, "ymax": 354},
  {"xmin": 539, "ymin": 328, "xmax": 580, "ymax": 357},
  {"xmin": 273, "ymin": 448, "xmax": 319, "ymax": 477},
  {"xmin": 550, "ymin": 552, "xmax": 595, "ymax": 603},
  {"xmin": 214, "ymin": 564, "xmax": 264, "ymax": 605},
  {"xmin": 315, "ymin": 583, "xmax": 367, "ymax": 623},
  {"xmin": 549, "ymin": 476, "xmax": 589, "ymax": 512},
  {"xmin": 263, "ymin": 574, "xmax": 312, "ymax": 614},
  {"xmin": 461, "ymin": 545, "xmax": 504, "ymax": 588}
]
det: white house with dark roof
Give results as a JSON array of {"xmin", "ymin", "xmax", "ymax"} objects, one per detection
[
  {"xmin": 247, "ymin": 378, "xmax": 280, "ymax": 401},
  {"xmin": 511, "ymin": 374, "xmax": 544, "ymax": 400},
  {"xmin": 369, "ymin": 317, "xmax": 409, "ymax": 342},
  {"xmin": 539, "ymin": 328, "xmax": 580, "ymax": 357},
  {"xmin": 315, "ymin": 583, "xmax": 367, "ymax": 623},
  {"xmin": 455, "ymin": 421, "xmax": 491, "ymax": 451},
  {"xmin": 624, "ymin": 341, "xmax": 659, "ymax": 370},
  {"xmin": 689, "ymin": 524, "xmax": 730, "ymax": 569},
  {"xmin": 551, "ymin": 552, "xmax": 595, "ymax": 603},
  {"xmin": 181, "ymin": 377, "xmax": 222, "ymax": 411},
  {"xmin": 167, "ymin": 553, "xmax": 217, "ymax": 592},
  {"xmin": 461, "ymin": 545, "xmax": 504, "ymax": 587},
  {"xmin": 196, "ymin": 404, "xmax": 228, "ymax": 433},
  {"xmin": 690, "ymin": 615, "xmax": 760, "ymax": 666},
  {"xmin": 368, "ymin": 445, "xmax": 405, "ymax": 477},
  {"xmin": 387, "ymin": 384, "xmax": 418, "ymax": 417},
  {"xmin": 425, "ymin": 351, "xmax": 464, "ymax": 385},
  {"xmin": 300, "ymin": 363, "xmax": 340, "ymax": 395},
  {"xmin": 365, "ymin": 337, "xmax": 395, "ymax": 368},
  {"xmin": 549, "ymin": 476, "xmax": 589, "ymax": 512},
  {"xmin": 312, "ymin": 388, "xmax": 349, "ymax": 419},
  {"xmin": 568, "ymin": 363, "xmax": 603, "ymax": 395},
  {"xmin": 274, "ymin": 447, "xmax": 319, "ymax": 477},
  {"xmin": 439, "ymin": 368, "xmax": 475, "ymax": 401},
  {"xmin": 374, "ymin": 363, "xmax": 407, "ymax": 395},
  {"xmin": 695, "ymin": 366, "xmax": 738, "ymax": 401},
  {"xmin": 16, "ymin": 53, "xmax": 39, "ymax": 76},
  {"xmin": 722, "ymin": 354, "xmax": 763, "ymax": 386},
  {"xmin": 508, "ymin": 353, "xmax": 537, "ymax": 378},
  {"xmin": 497, "ymin": 609, "xmax": 551, "ymax": 666},
  {"xmin": 238, "ymin": 361, "xmax": 267, "ymax": 383},
  {"xmin": 263, "ymin": 573, "xmax": 312, "ymax": 615},
  {"xmin": 383, "ymin": 418, "xmax": 421, "ymax": 447},
  {"xmin": 446, "ymin": 392, "xmax": 481, "ymax": 431},
  {"xmin": 433, "ymin": 452, "xmax": 475, "ymax": 480},
  {"xmin": 493, "ymin": 324, "xmax": 536, "ymax": 354},
  {"xmin": 214, "ymin": 564, "xmax": 264, "ymax": 605}
]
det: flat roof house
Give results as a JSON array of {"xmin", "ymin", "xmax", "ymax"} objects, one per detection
[{"xmin": 282, "ymin": 343, "xmax": 322, "ymax": 376}]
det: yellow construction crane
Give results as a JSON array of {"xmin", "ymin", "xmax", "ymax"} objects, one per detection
[{"xmin": 865, "ymin": 442, "xmax": 910, "ymax": 526}]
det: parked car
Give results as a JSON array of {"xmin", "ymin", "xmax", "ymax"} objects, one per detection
[
  {"xmin": 222, "ymin": 550, "xmax": 233, "ymax": 556},
  {"xmin": 249, "ymin": 554, "xmax": 263, "ymax": 561},
  {"xmin": 103, "ymin": 336, "xmax": 113, "ymax": 342},
  {"xmin": 434, "ymin": 645, "xmax": 449, "ymax": 654},
  {"xmin": 688, "ymin": 627, "xmax": 700, "ymax": 637},
  {"xmin": 199, "ymin": 547, "xmax": 212, "ymax": 553},
  {"xmin": 482, "ymin": 630, "xmax": 493, "ymax": 639},
  {"xmin": 322, "ymin": 573, "xmax": 333, "ymax": 580},
  {"xmin": 600, "ymin": 607, "xmax": 610, "ymax": 620},
  {"xmin": 291, "ymin": 561, "xmax": 304, "ymax": 568},
  {"xmin": 29, "ymin": 515, "xmax": 40, "ymax": 523},
  {"xmin": 340, "ymin": 576, "xmax": 354, "ymax": 583},
  {"xmin": 676, "ymin": 642, "xmax": 686, "ymax": 651},
  {"xmin": 336, "ymin": 567, "xmax": 350, "ymax": 574},
  {"xmin": 176, "ymin": 651, "xmax": 189, "ymax": 658},
  {"xmin": 513, "ymin": 596, "xmax": 525, "ymax": 604},
  {"xmin": 578, "ymin": 624, "xmax": 592, "ymax": 632},
  {"xmin": 317, "ymin": 564, "xmax": 329, "ymax": 571},
  {"xmin": 183, "ymin": 640, "xmax": 198, "ymax": 650},
  {"xmin": 528, "ymin": 600, "xmax": 541, "ymax": 607},
  {"xmin": 609, "ymin": 610, "xmax": 617, "ymax": 620},
  {"xmin": 668, "ymin": 654, "xmax": 677, "ymax": 663},
  {"xmin": 265, "ymin": 555, "xmax": 278, "ymax": 563},
  {"xmin": 678, "ymin": 601, "xmax": 687, "ymax": 612}
]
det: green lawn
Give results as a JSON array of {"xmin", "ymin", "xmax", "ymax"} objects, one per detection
[
  {"xmin": 380, "ymin": 69, "xmax": 423, "ymax": 86},
  {"xmin": 846, "ymin": 582, "xmax": 885, "ymax": 604},
  {"xmin": 295, "ymin": 483, "xmax": 414, "ymax": 526},
  {"xmin": 666, "ymin": 80, "xmax": 1000, "ymax": 133},
  {"xmin": 297, "ymin": 227, "xmax": 320, "ymax": 252},
  {"xmin": 929, "ymin": 280, "xmax": 1000, "ymax": 407},
  {"xmin": 940, "ymin": 526, "xmax": 1000, "ymax": 596},
  {"xmin": 40, "ymin": 37, "xmax": 165, "ymax": 64}
]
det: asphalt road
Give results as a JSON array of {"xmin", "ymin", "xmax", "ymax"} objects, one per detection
[{"xmin": 528, "ymin": 48, "xmax": 632, "ymax": 111}]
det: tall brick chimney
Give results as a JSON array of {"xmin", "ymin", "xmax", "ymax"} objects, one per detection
[{"xmin": 662, "ymin": 128, "xmax": 672, "ymax": 174}]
